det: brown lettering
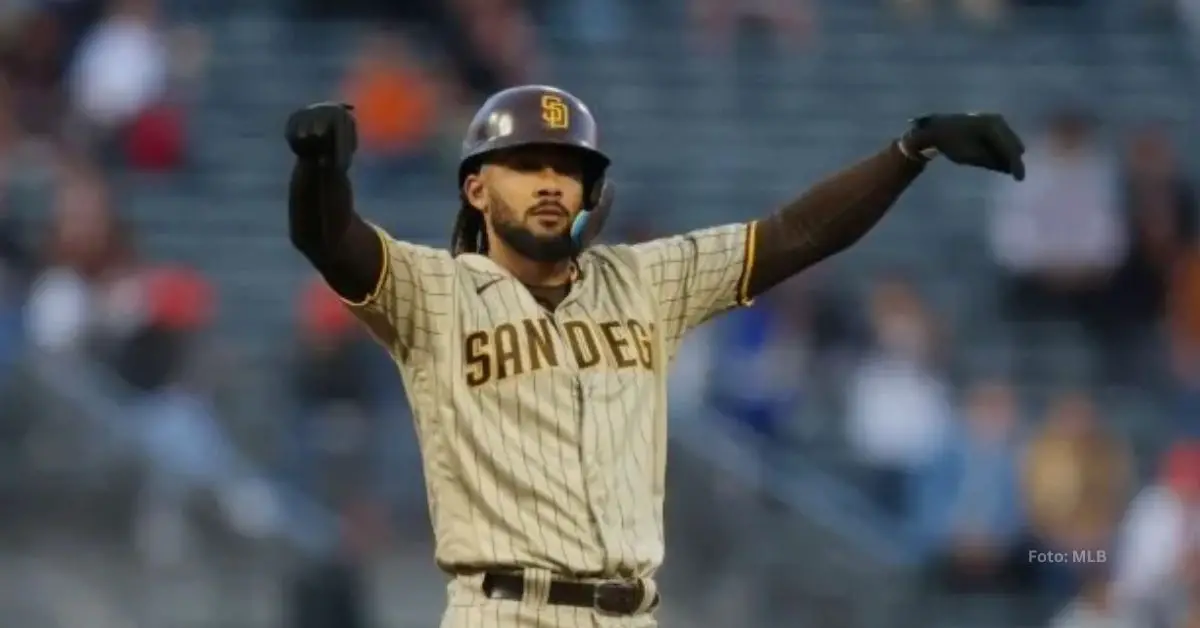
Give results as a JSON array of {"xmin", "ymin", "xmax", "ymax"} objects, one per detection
[
  {"xmin": 523, "ymin": 318, "xmax": 558, "ymax": 370},
  {"xmin": 464, "ymin": 330, "xmax": 492, "ymax": 386},
  {"xmin": 494, "ymin": 323, "xmax": 522, "ymax": 380},
  {"xmin": 628, "ymin": 320, "xmax": 653, "ymax": 369},
  {"xmin": 563, "ymin": 321, "xmax": 601, "ymax": 368},
  {"xmin": 600, "ymin": 321, "xmax": 637, "ymax": 369}
]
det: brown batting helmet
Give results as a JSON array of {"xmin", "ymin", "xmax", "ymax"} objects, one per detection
[{"xmin": 452, "ymin": 85, "xmax": 614, "ymax": 255}]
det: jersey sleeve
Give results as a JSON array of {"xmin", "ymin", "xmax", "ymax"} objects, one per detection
[
  {"xmin": 630, "ymin": 221, "xmax": 757, "ymax": 349},
  {"xmin": 339, "ymin": 224, "xmax": 453, "ymax": 357}
]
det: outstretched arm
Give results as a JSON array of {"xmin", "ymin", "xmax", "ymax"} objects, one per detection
[
  {"xmin": 748, "ymin": 113, "xmax": 1026, "ymax": 297},
  {"xmin": 285, "ymin": 103, "xmax": 452, "ymax": 355},
  {"xmin": 287, "ymin": 160, "xmax": 383, "ymax": 303},
  {"xmin": 632, "ymin": 114, "xmax": 1025, "ymax": 352},
  {"xmin": 747, "ymin": 142, "xmax": 924, "ymax": 298}
]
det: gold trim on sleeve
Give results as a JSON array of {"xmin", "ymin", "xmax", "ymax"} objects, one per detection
[
  {"xmin": 339, "ymin": 224, "xmax": 391, "ymax": 307},
  {"xmin": 736, "ymin": 221, "xmax": 757, "ymax": 307}
]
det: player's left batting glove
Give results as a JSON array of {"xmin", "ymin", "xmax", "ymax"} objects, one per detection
[{"xmin": 899, "ymin": 113, "xmax": 1027, "ymax": 181}]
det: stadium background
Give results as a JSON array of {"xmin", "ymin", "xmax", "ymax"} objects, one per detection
[{"xmin": 0, "ymin": 0, "xmax": 1198, "ymax": 626}]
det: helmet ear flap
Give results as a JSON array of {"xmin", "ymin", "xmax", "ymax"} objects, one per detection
[
  {"xmin": 571, "ymin": 179, "xmax": 614, "ymax": 248},
  {"xmin": 591, "ymin": 178, "xmax": 614, "ymax": 213}
]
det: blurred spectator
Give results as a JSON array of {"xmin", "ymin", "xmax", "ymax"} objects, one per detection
[
  {"xmin": 988, "ymin": 109, "xmax": 1125, "ymax": 381},
  {"xmin": 1170, "ymin": 245, "xmax": 1200, "ymax": 432},
  {"xmin": 341, "ymin": 31, "xmax": 439, "ymax": 186},
  {"xmin": 1162, "ymin": 127, "xmax": 1200, "ymax": 426},
  {"xmin": 1106, "ymin": 124, "xmax": 1196, "ymax": 376},
  {"xmin": 26, "ymin": 163, "xmax": 141, "ymax": 355},
  {"xmin": 121, "ymin": 265, "xmax": 280, "ymax": 567},
  {"xmin": 705, "ymin": 273, "xmax": 862, "ymax": 446},
  {"xmin": 283, "ymin": 278, "xmax": 383, "ymax": 628},
  {"xmin": 114, "ymin": 264, "xmax": 212, "ymax": 389},
  {"xmin": 801, "ymin": 270, "xmax": 869, "ymax": 396},
  {"xmin": 1024, "ymin": 392, "xmax": 1131, "ymax": 590},
  {"xmin": 0, "ymin": 80, "xmax": 64, "ymax": 206},
  {"xmin": 846, "ymin": 275, "xmax": 952, "ymax": 519},
  {"xmin": 1, "ymin": 6, "xmax": 70, "ymax": 137},
  {"xmin": 68, "ymin": 0, "xmax": 168, "ymax": 146},
  {"xmin": 122, "ymin": 19, "xmax": 207, "ymax": 173},
  {"xmin": 1112, "ymin": 442, "xmax": 1200, "ymax": 626},
  {"xmin": 689, "ymin": 0, "xmax": 815, "ymax": 53},
  {"xmin": 288, "ymin": 279, "xmax": 386, "ymax": 537},
  {"xmin": 123, "ymin": 96, "xmax": 186, "ymax": 172},
  {"xmin": 708, "ymin": 280, "xmax": 809, "ymax": 439},
  {"xmin": 707, "ymin": 279, "xmax": 808, "ymax": 492},
  {"xmin": 914, "ymin": 380, "xmax": 1031, "ymax": 595}
]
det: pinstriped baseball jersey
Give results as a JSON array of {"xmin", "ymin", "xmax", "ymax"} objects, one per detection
[{"xmin": 341, "ymin": 220, "xmax": 757, "ymax": 581}]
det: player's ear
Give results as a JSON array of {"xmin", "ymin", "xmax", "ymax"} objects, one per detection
[{"xmin": 463, "ymin": 173, "xmax": 488, "ymax": 214}]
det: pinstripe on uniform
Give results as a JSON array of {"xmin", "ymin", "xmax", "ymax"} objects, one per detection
[{"xmin": 340, "ymin": 221, "xmax": 758, "ymax": 627}]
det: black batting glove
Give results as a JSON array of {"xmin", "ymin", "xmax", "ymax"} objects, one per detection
[
  {"xmin": 899, "ymin": 113, "xmax": 1026, "ymax": 181},
  {"xmin": 285, "ymin": 102, "xmax": 358, "ymax": 172}
]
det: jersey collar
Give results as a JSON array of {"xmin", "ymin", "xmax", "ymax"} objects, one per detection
[{"xmin": 459, "ymin": 253, "xmax": 583, "ymax": 291}]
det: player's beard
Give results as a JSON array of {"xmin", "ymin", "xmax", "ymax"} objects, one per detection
[{"xmin": 490, "ymin": 198, "xmax": 577, "ymax": 263}]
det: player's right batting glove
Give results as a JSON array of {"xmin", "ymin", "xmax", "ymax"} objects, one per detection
[
  {"xmin": 285, "ymin": 102, "xmax": 358, "ymax": 172},
  {"xmin": 899, "ymin": 113, "xmax": 1026, "ymax": 181}
]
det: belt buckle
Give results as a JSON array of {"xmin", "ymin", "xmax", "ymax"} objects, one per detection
[{"xmin": 592, "ymin": 582, "xmax": 635, "ymax": 616}]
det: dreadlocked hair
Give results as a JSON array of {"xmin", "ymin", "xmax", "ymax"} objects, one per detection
[{"xmin": 451, "ymin": 202, "xmax": 488, "ymax": 256}]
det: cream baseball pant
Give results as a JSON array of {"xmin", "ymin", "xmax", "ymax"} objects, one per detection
[{"xmin": 441, "ymin": 572, "xmax": 659, "ymax": 628}]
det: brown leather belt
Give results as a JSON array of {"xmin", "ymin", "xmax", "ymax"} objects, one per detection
[{"xmin": 481, "ymin": 571, "xmax": 659, "ymax": 615}]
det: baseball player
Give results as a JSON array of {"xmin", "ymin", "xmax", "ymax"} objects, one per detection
[{"xmin": 285, "ymin": 85, "xmax": 1025, "ymax": 627}]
